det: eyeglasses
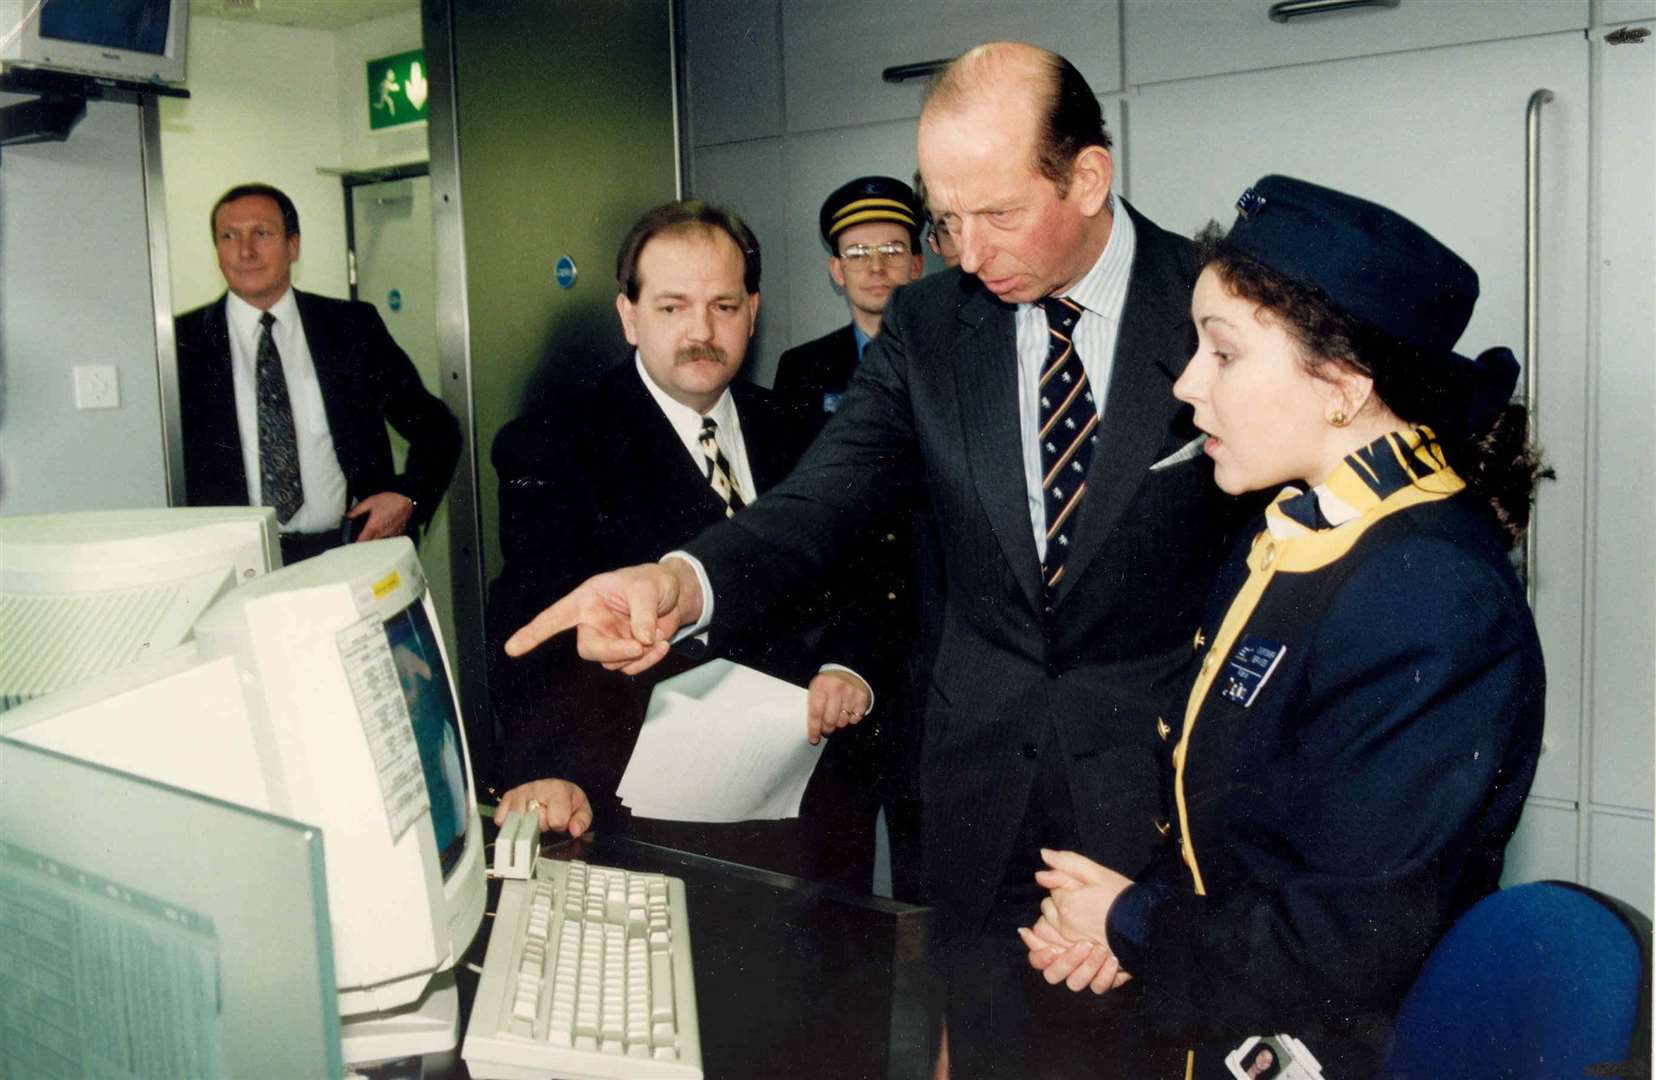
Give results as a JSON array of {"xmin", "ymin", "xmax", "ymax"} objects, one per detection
[
  {"xmin": 839, "ymin": 240, "xmax": 912, "ymax": 266},
  {"xmin": 926, "ymin": 220, "xmax": 958, "ymax": 256}
]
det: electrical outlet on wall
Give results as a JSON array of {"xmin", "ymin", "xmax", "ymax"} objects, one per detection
[{"xmin": 73, "ymin": 365, "xmax": 120, "ymax": 410}]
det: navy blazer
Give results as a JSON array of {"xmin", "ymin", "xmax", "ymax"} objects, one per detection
[
  {"xmin": 1115, "ymin": 486, "xmax": 1544, "ymax": 1077},
  {"xmin": 687, "ymin": 201, "xmax": 1254, "ymax": 935},
  {"xmin": 773, "ymin": 323, "xmax": 860, "ymax": 421},
  {"xmin": 175, "ymin": 289, "xmax": 460, "ymax": 532}
]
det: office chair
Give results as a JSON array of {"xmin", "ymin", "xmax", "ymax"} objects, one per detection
[{"xmin": 1377, "ymin": 880, "xmax": 1651, "ymax": 1080}]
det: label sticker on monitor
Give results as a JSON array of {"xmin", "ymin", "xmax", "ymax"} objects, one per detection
[{"xmin": 337, "ymin": 615, "xmax": 430, "ymax": 842}]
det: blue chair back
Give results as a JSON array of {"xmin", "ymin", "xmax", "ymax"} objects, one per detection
[{"xmin": 1378, "ymin": 880, "xmax": 1651, "ymax": 1080}]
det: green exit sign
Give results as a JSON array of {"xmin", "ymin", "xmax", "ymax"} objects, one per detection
[{"xmin": 366, "ymin": 48, "xmax": 429, "ymax": 131}]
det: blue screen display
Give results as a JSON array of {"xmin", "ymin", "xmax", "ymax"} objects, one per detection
[
  {"xmin": 40, "ymin": 0, "xmax": 171, "ymax": 55},
  {"xmin": 384, "ymin": 600, "xmax": 469, "ymax": 878}
]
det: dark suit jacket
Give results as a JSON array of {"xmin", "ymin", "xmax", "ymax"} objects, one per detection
[
  {"xmin": 487, "ymin": 361, "xmax": 879, "ymax": 888},
  {"xmin": 774, "ymin": 322, "xmax": 919, "ymax": 819},
  {"xmin": 773, "ymin": 324, "xmax": 859, "ymax": 421},
  {"xmin": 687, "ymin": 201, "xmax": 1255, "ymax": 934},
  {"xmin": 1118, "ymin": 491, "xmax": 1543, "ymax": 1077},
  {"xmin": 175, "ymin": 289, "xmax": 460, "ymax": 533}
]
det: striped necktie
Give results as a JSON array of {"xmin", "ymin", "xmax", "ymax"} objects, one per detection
[
  {"xmin": 698, "ymin": 417, "xmax": 746, "ymax": 518},
  {"xmin": 1036, "ymin": 296, "xmax": 1098, "ymax": 600},
  {"xmin": 256, "ymin": 311, "xmax": 304, "ymax": 524}
]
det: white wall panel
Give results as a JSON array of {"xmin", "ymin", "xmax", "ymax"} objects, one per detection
[
  {"xmin": 0, "ymin": 99, "xmax": 168, "ymax": 514},
  {"xmin": 1124, "ymin": 0, "xmax": 1586, "ymax": 85},
  {"xmin": 782, "ymin": 0, "xmax": 1121, "ymax": 134},
  {"xmin": 689, "ymin": 137, "xmax": 791, "ymax": 386}
]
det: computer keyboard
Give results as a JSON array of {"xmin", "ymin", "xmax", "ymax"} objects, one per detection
[{"xmin": 462, "ymin": 858, "xmax": 703, "ymax": 1080}]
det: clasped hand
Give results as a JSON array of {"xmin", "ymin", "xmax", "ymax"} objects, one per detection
[{"xmin": 1017, "ymin": 848, "xmax": 1137, "ymax": 995}]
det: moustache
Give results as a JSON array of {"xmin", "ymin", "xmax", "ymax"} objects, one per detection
[{"xmin": 676, "ymin": 345, "xmax": 726, "ymax": 365}]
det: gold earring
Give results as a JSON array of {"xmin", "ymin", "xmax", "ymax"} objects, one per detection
[{"xmin": 1329, "ymin": 410, "xmax": 1349, "ymax": 427}]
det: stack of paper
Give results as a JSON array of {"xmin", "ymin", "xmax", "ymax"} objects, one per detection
[{"xmin": 617, "ymin": 658, "xmax": 824, "ymax": 822}]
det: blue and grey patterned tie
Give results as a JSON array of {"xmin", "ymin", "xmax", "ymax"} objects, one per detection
[
  {"xmin": 256, "ymin": 311, "xmax": 304, "ymax": 524},
  {"xmin": 1036, "ymin": 296, "xmax": 1098, "ymax": 600}
]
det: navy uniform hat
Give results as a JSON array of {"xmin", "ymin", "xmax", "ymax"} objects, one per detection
[
  {"xmin": 1226, "ymin": 175, "xmax": 1518, "ymax": 439},
  {"xmin": 819, "ymin": 175, "xmax": 922, "ymax": 251}
]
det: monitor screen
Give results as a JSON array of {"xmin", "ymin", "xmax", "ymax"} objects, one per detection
[
  {"xmin": 40, "ymin": 0, "xmax": 171, "ymax": 55},
  {"xmin": 385, "ymin": 599, "xmax": 468, "ymax": 879}
]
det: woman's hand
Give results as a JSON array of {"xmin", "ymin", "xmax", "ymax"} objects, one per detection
[
  {"xmin": 494, "ymin": 778, "xmax": 593, "ymax": 838},
  {"xmin": 1018, "ymin": 848, "xmax": 1137, "ymax": 994}
]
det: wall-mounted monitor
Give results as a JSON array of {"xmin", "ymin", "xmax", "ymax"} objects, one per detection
[{"xmin": 1, "ymin": 0, "xmax": 189, "ymax": 87}]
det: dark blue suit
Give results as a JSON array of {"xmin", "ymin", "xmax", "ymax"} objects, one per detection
[{"xmin": 1110, "ymin": 435, "xmax": 1545, "ymax": 1078}]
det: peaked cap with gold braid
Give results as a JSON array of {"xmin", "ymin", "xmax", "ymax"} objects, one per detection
[{"xmin": 818, "ymin": 175, "xmax": 922, "ymax": 251}]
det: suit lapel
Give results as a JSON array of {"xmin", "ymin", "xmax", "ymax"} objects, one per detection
[
  {"xmin": 1051, "ymin": 207, "xmax": 1191, "ymax": 607},
  {"xmin": 294, "ymin": 290, "xmax": 354, "ymax": 451},
  {"xmin": 611, "ymin": 366, "xmax": 726, "ymax": 524},
  {"xmin": 954, "ymin": 289, "xmax": 1044, "ymax": 612},
  {"xmin": 197, "ymin": 296, "xmax": 253, "ymax": 502},
  {"xmin": 732, "ymin": 383, "xmax": 785, "ymax": 495}
]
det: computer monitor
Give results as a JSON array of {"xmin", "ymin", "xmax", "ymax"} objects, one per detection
[
  {"xmin": 0, "ymin": 734, "xmax": 344, "ymax": 1078},
  {"xmin": 0, "ymin": 0, "xmax": 190, "ymax": 87},
  {"xmin": 2, "ymin": 538, "xmax": 486, "ymax": 1064},
  {"xmin": 0, "ymin": 506, "xmax": 280, "ymax": 713}
]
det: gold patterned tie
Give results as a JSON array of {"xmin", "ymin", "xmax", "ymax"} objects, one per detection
[{"xmin": 698, "ymin": 417, "xmax": 746, "ymax": 518}]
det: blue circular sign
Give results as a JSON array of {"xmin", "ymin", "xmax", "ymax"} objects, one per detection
[
  {"xmin": 554, "ymin": 256, "xmax": 578, "ymax": 290},
  {"xmin": 387, "ymin": 288, "xmax": 403, "ymax": 312}
]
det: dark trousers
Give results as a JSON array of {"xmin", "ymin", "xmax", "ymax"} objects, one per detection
[{"xmin": 943, "ymin": 720, "xmax": 1182, "ymax": 1079}]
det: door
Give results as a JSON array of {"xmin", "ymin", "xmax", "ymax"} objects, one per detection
[{"xmin": 348, "ymin": 173, "xmax": 458, "ymax": 667}]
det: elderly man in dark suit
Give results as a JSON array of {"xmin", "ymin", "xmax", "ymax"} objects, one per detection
[
  {"xmin": 487, "ymin": 200, "xmax": 883, "ymax": 891},
  {"xmin": 175, "ymin": 183, "xmax": 459, "ymax": 566},
  {"xmin": 505, "ymin": 45, "xmax": 1254, "ymax": 1074}
]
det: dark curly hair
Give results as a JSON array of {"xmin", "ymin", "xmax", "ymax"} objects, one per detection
[{"xmin": 1195, "ymin": 223, "xmax": 1550, "ymax": 548}]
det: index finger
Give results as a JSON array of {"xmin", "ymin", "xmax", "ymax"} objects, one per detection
[{"xmin": 504, "ymin": 592, "xmax": 581, "ymax": 657}]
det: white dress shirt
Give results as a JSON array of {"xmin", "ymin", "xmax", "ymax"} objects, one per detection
[
  {"xmin": 1013, "ymin": 201, "xmax": 1137, "ymax": 561},
  {"xmin": 224, "ymin": 289, "xmax": 349, "ymax": 533},
  {"xmin": 633, "ymin": 353, "xmax": 756, "ymax": 503},
  {"xmin": 642, "ymin": 356, "xmax": 868, "ymax": 700}
]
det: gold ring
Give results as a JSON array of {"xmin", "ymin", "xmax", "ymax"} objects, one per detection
[{"xmin": 525, "ymin": 799, "xmax": 544, "ymax": 813}]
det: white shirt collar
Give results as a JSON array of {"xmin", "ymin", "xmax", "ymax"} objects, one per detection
[
  {"xmin": 633, "ymin": 352, "xmax": 738, "ymax": 441},
  {"xmin": 1058, "ymin": 196, "xmax": 1136, "ymax": 320},
  {"xmin": 225, "ymin": 287, "xmax": 298, "ymax": 341}
]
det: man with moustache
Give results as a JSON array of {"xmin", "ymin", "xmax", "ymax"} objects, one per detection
[
  {"xmin": 504, "ymin": 46, "xmax": 1250, "ymax": 1073},
  {"xmin": 486, "ymin": 199, "xmax": 881, "ymax": 889}
]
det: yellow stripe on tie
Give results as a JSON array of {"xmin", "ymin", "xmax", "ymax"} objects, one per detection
[
  {"xmin": 1045, "ymin": 481, "xmax": 1088, "ymax": 539},
  {"xmin": 1042, "ymin": 415, "xmax": 1098, "ymax": 488}
]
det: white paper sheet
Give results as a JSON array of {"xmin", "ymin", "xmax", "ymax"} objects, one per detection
[{"xmin": 617, "ymin": 658, "xmax": 824, "ymax": 822}]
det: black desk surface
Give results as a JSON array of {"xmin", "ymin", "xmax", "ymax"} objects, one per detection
[{"xmin": 375, "ymin": 831, "xmax": 943, "ymax": 1080}]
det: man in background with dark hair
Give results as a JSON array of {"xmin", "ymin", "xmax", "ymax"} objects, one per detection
[
  {"xmin": 771, "ymin": 175, "xmax": 928, "ymax": 899},
  {"xmin": 506, "ymin": 46, "xmax": 1251, "ymax": 1073},
  {"xmin": 176, "ymin": 182, "xmax": 459, "ymax": 565},
  {"xmin": 487, "ymin": 199, "xmax": 881, "ymax": 889}
]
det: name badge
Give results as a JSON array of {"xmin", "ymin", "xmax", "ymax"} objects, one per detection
[{"xmin": 1217, "ymin": 634, "xmax": 1287, "ymax": 708}]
